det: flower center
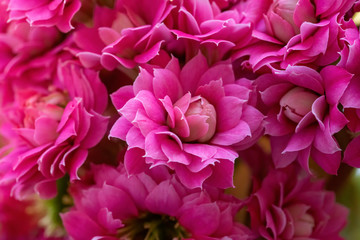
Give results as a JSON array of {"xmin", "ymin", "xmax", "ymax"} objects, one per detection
[
  {"xmin": 265, "ymin": 0, "xmax": 316, "ymax": 42},
  {"xmin": 167, "ymin": 95, "xmax": 217, "ymax": 143},
  {"xmin": 286, "ymin": 204, "xmax": 315, "ymax": 237},
  {"xmin": 279, "ymin": 87, "xmax": 318, "ymax": 123},
  {"xmin": 22, "ymin": 87, "xmax": 68, "ymax": 129},
  {"xmin": 118, "ymin": 213, "xmax": 189, "ymax": 240}
]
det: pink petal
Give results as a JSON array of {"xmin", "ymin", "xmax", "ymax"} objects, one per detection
[
  {"xmin": 109, "ymin": 116, "xmax": 133, "ymax": 141},
  {"xmin": 180, "ymin": 52, "xmax": 208, "ymax": 93},
  {"xmin": 179, "ymin": 203, "xmax": 220, "ymax": 236},
  {"xmin": 61, "ymin": 211, "xmax": 105, "ymax": 240},
  {"xmin": 124, "ymin": 147, "xmax": 148, "ymax": 175},
  {"xmin": 311, "ymin": 148, "xmax": 341, "ymax": 175},
  {"xmin": 321, "ymin": 66, "xmax": 352, "ymax": 105},
  {"xmin": 153, "ymin": 68, "xmax": 183, "ymax": 103},
  {"xmin": 145, "ymin": 180, "xmax": 182, "ymax": 216},
  {"xmin": 211, "ymin": 120, "xmax": 251, "ymax": 146},
  {"xmin": 283, "ymin": 126, "xmax": 316, "ymax": 153},
  {"xmin": 343, "ymin": 136, "xmax": 360, "ymax": 168}
]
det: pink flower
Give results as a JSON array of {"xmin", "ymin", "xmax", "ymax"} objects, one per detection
[
  {"xmin": 256, "ymin": 65, "xmax": 352, "ymax": 174},
  {"xmin": 0, "ymin": 57, "xmax": 109, "ymax": 199},
  {"xmin": 72, "ymin": 0, "xmax": 176, "ymax": 70},
  {"xmin": 7, "ymin": 0, "xmax": 81, "ymax": 32},
  {"xmin": 163, "ymin": 0, "xmax": 252, "ymax": 63},
  {"xmin": 337, "ymin": 26, "xmax": 360, "ymax": 168},
  {"xmin": 0, "ymin": 20, "xmax": 75, "ymax": 107},
  {"xmin": 77, "ymin": 0, "xmax": 253, "ymax": 70},
  {"xmin": 109, "ymin": 53, "xmax": 263, "ymax": 189},
  {"xmin": 233, "ymin": 0, "xmax": 356, "ymax": 71},
  {"xmin": 2, "ymin": 93, "xmax": 108, "ymax": 199},
  {"xmin": 61, "ymin": 163, "xmax": 254, "ymax": 240},
  {"xmin": 247, "ymin": 166, "xmax": 348, "ymax": 240},
  {"xmin": 93, "ymin": 0, "xmax": 174, "ymax": 70}
]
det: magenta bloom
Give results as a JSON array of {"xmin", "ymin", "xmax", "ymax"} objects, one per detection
[
  {"xmin": 98, "ymin": 0, "xmax": 174, "ymax": 69},
  {"xmin": 73, "ymin": 0, "xmax": 175, "ymax": 70},
  {"xmin": 0, "ymin": 59, "xmax": 109, "ymax": 199},
  {"xmin": 110, "ymin": 53, "xmax": 263, "ymax": 189},
  {"xmin": 247, "ymin": 166, "xmax": 348, "ymax": 240},
  {"xmin": 338, "ymin": 27, "xmax": 360, "ymax": 168},
  {"xmin": 256, "ymin": 65, "xmax": 352, "ymax": 174},
  {"xmin": 234, "ymin": 0, "xmax": 355, "ymax": 71},
  {"xmin": 0, "ymin": 20, "xmax": 76, "ymax": 108},
  {"xmin": 164, "ymin": 0, "xmax": 252, "ymax": 63},
  {"xmin": 61, "ymin": 163, "xmax": 254, "ymax": 240},
  {"xmin": 7, "ymin": 0, "xmax": 81, "ymax": 32},
  {"xmin": 80, "ymin": 0, "xmax": 253, "ymax": 70}
]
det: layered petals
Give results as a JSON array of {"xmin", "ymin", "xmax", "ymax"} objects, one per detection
[
  {"xmin": 247, "ymin": 166, "xmax": 348, "ymax": 240},
  {"xmin": 257, "ymin": 65, "xmax": 351, "ymax": 174},
  {"xmin": 61, "ymin": 163, "xmax": 252, "ymax": 240},
  {"xmin": 110, "ymin": 53, "xmax": 263, "ymax": 189},
  {"xmin": 8, "ymin": 0, "xmax": 81, "ymax": 32}
]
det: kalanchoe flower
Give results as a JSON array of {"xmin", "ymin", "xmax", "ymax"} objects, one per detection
[
  {"xmin": 0, "ymin": 55, "xmax": 109, "ymax": 199},
  {"xmin": 256, "ymin": 65, "xmax": 352, "ymax": 174},
  {"xmin": 78, "ymin": 0, "xmax": 253, "ymax": 70},
  {"xmin": 0, "ymin": 88, "xmax": 108, "ymax": 199},
  {"xmin": 109, "ymin": 53, "xmax": 263, "ymax": 189},
  {"xmin": 61, "ymin": 163, "xmax": 254, "ymax": 240},
  {"xmin": 7, "ymin": 0, "xmax": 82, "ymax": 32},
  {"xmin": 233, "ymin": 0, "xmax": 356, "ymax": 71},
  {"xmin": 338, "ymin": 26, "xmax": 360, "ymax": 168},
  {"xmin": 82, "ymin": 0, "xmax": 175, "ymax": 70},
  {"xmin": 0, "ymin": 20, "xmax": 78, "ymax": 108},
  {"xmin": 247, "ymin": 166, "xmax": 348, "ymax": 240},
  {"xmin": 163, "ymin": 0, "xmax": 252, "ymax": 63},
  {"xmin": 73, "ymin": 3, "xmax": 171, "ymax": 70}
]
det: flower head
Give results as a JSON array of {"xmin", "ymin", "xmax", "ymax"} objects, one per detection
[
  {"xmin": 7, "ymin": 0, "xmax": 81, "ymax": 32},
  {"xmin": 61, "ymin": 163, "xmax": 254, "ymax": 240},
  {"xmin": 256, "ymin": 65, "xmax": 352, "ymax": 174},
  {"xmin": 0, "ymin": 56, "xmax": 109, "ymax": 199},
  {"xmin": 234, "ymin": 0, "xmax": 356, "ymax": 71},
  {"xmin": 110, "ymin": 53, "xmax": 263, "ymax": 189},
  {"xmin": 247, "ymin": 166, "xmax": 348, "ymax": 240}
]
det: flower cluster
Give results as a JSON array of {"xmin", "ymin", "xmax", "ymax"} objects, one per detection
[{"xmin": 0, "ymin": 0, "xmax": 359, "ymax": 239}]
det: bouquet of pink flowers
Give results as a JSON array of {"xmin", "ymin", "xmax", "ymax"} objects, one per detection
[{"xmin": 0, "ymin": 0, "xmax": 360, "ymax": 239}]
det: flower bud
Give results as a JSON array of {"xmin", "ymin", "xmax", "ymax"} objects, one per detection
[
  {"xmin": 266, "ymin": 0, "xmax": 300, "ymax": 42},
  {"xmin": 286, "ymin": 204, "xmax": 315, "ymax": 237},
  {"xmin": 280, "ymin": 87, "xmax": 318, "ymax": 123},
  {"xmin": 169, "ymin": 96, "xmax": 217, "ymax": 143}
]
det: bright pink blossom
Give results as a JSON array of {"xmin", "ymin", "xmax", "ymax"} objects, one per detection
[
  {"xmin": 233, "ymin": 0, "xmax": 356, "ymax": 71},
  {"xmin": 0, "ymin": 58, "xmax": 109, "ymax": 199},
  {"xmin": 110, "ymin": 53, "xmax": 263, "ymax": 189},
  {"xmin": 7, "ymin": 0, "xmax": 81, "ymax": 32},
  {"xmin": 163, "ymin": 0, "xmax": 252, "ymax": 63},
  {"xmin": 338, "ymin": 26, "xmax": 360, "ymax": 168},
  {"xmin": 247, "ymin": 166, "xmax": 348, "ymax": 240},
  {"xmin": 1, "ymin": 94, "xmax": 108, "ymax": 199},
  {"xmin": 73, "ymin": 3, "xmax": 172, "ymax": 70},
  {"xmin": 61, "ymin": 163, "xmax": 254, "ymax": 240},
  {"xmin": 256, "ymin": 65, "xmax": 352, "ymax": 174},
  {"xmin": 0, "ymin": 20, "xmax": 76, "ymax": 108},
  {"xmin": 84, "ymin": 0, "xmax": 175, "ymax": 70},
  {"xmin": 77, "ymin": 0, "xmax": 253, "ymax": 70}
]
